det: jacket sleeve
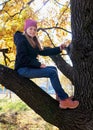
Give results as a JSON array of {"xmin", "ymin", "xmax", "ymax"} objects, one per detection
[
  {"xmin": 17, "ymin": 42, "xmax": 41, "ymax": 67},
  {"xmin": 39, "ymin": 47, "xmax": 61, "ymax": 56}
]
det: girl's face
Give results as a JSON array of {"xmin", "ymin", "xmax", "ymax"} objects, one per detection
[{"xmin": 26, "ymin": 26, "xmax": 37, "ymax": 37}]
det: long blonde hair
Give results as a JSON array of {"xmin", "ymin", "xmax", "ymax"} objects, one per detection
[{"xmin": 24, "ymin": 32, "xmax": 43, "ymax": 51}]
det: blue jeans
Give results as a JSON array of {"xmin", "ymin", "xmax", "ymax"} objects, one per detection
[{"xmin": 17, "ymin": 66, "xmax": 68, "ymax": 100}]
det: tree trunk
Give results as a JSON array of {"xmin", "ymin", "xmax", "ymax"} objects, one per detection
[{"xmin": 70, "ymin": 0, "xmax": 93, "ymax": 110}]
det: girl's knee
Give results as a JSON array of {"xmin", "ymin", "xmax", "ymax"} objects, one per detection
[
  {"xmin": 49, "ymin": 69, "xmax": 57, "ymax": 77},
  {"xmin": 48, "ymin": 66, "xmax": 57, "ymax": 71},
  {"xmin": 52, "ymin": 66, "xmax": 57, "ymax": 71}
]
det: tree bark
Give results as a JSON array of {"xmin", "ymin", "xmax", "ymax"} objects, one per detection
[
  {"xmin": 70, "ymin": 0, "xmax": 93, "ymax": 110},
  {"xmin": 0, "ymin": 62, "xmax": 93, "ymax": 130}
]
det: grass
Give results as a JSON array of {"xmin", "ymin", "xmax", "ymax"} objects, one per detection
[
  {"xmin": 0, "ymin": 94, "xmax": 59, "ymax": 130},
  {"xmin": 0, "ymin": 97, "xmax": 29, "ymax": 113}
]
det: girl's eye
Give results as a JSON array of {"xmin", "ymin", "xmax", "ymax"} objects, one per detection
[{"xmin": 34, "ymin": 29, "xmax": 37, "ymax": 32}]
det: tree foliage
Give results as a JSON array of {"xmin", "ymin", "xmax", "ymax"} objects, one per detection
[{"xmin": 0, "ymin": 0, "xmax": 70, "ymax": 68}]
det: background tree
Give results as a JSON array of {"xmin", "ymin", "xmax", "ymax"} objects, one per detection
[{"xmin": 0, "ymin": 0, "xmax": 93, "ymax": 130}]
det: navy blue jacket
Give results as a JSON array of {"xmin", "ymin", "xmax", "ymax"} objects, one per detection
[{"xmin": 14, "ymin": 31, "xmax": 61, "ymax": 70}]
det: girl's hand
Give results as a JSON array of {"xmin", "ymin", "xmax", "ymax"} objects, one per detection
[
  {"xmin": 40, "ymin": 64, "xmax": 46, "ymax": 68},
  {"xmin": 60, "ymin": 43, "xmax": 67, "ymax": 51}
]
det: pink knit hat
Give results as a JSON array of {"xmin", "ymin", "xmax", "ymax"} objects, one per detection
[{"xmin": 24, "ymin": 19, "xmax": 37, "ymax": 31}]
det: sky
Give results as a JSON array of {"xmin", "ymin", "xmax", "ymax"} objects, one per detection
[
  {"xmin": 0, "ymin": 0, "xmax": 8, "ymax": 10},
  {"xmin": 31, "ymin": 0, "xmax": 68, "ymax": 18}
]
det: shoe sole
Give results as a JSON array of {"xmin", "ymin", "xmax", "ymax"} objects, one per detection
[{"xmin": 59, "ymin": 102, "xmax": 79, "ymax": 109}]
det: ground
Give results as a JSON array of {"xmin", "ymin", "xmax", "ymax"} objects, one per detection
[{"xmin": 0, "ymin": 94, "xmax": 59, "ymax": 130}]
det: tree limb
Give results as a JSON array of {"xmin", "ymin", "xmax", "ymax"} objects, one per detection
[
  {"xmin": 0, "ymin": 64, "xmax": 81, "ymax": 129},
  {"xmin": 49, "ymin": 54, "xmax": 78, "ymax": 85},
  {"xmin": 37, "ymin": 26, "xmax": 71, "ymax": 34}
]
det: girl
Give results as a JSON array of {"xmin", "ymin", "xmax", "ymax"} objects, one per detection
[{"xmin": 14, "ymin": 19, "xmax": 79, "ymax": 109}]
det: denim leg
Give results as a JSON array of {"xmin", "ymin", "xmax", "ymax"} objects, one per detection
[
  {"xmin": 46, "ymin": 67, "xmax": 68, "ymax": 100},
  {"xmin": 17, "ymin": 67, "xmax": 68, "ymax": 100}
]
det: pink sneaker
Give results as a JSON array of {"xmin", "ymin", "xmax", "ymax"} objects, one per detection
[{"xmin": 59, "ymin": 98, "xmax": 79, "ymax": 109}]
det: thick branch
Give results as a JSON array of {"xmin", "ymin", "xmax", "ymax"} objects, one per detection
[
  {"xmin": 0, "ymin": 48, "xmax": 8, "ymax": 53},
  {"xmin": 0, "ymin": 64, "xmax": 85, "ymax": 130},
  {"xmin": 49, "ymin": 54, "xmax": 78, "ymax": 85}
]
